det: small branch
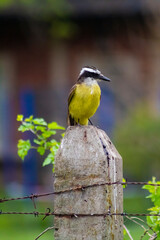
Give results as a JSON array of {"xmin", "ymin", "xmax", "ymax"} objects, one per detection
[
  {"xmin": 35, "ymin": 226, "xmax": 55, "ymax": 240},
  {"xmin": 21, "ymin": 120, "xmax": 42, "ymax": 139},
  {"xmin": 149, "ymin": 233, "xmax": 158, "ymax": 240},
  {"xmin": 131, "ymin": 217, "xmax": 155, "ymax": 234},
  {"xmin": 131, "ymin": 217, "xmax": 157, "ymax": 240},
  {"xmin": 126, "ymin": 216, "xmax": 152, "ymax": 238},
  {"xmin": 123, "ymin": 224, "xmax": 133, "ymax": 240},
  {"xmin": 31, "ymin": 146, "xmax": 38, "ymax": 149}
]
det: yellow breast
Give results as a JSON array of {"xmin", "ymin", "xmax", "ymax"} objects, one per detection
[{"xmin": 69, "ymin": 82, "xmax": 101, "ymax": 125}]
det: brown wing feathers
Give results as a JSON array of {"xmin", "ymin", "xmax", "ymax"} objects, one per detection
[{"xmin": 67, "ymin": 84, "xmax": 77, "ymax": 126}]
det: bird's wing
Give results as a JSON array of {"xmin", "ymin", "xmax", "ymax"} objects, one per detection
[
  {"xmin": 68, "ymin": 84, "xmax": 77, "ymax": 107},
  {"xmin": 67, "ymin": 84, "xmax": 77, "ymax": 126}
]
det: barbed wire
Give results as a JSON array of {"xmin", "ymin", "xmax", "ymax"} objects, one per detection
[
  {"xmin": 1, "ymin": 209, "xmax": 160, "ymax": 218},
  {"xmin": 0, "ymin": 180, "xmax": 160, "ymax": 204},
  {"xmin": 1, "ymin": 181, "xmax": 160, "ymax": 220}
]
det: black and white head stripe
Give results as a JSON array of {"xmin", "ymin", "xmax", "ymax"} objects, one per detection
[
  {"xmin": 78, "ymin": 66, "xmax": 111, "ymax": 82},
  {"xmin": 79, "ymin": 67, "xmax": 101, "ymax": 76},
  {"xmin": 78, "ymin": 66, "xmax": 102, "ymax": 80}
]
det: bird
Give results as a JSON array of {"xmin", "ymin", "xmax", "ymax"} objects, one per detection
[{"xmin": 67, "ymin": 66, "xmax": 111, "ymax": 126}]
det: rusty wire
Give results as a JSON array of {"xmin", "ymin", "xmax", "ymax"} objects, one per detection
[
  {"xmin": 1, "ymin": 181, "xmax": 160, "ymax": 219},
  {"xmin": 0, "ymin": 181, "xmax": 160, "ymax": 204},
  {"xmin": 0, "ymin": 210, "xmax": 160, "ymax": 218}
]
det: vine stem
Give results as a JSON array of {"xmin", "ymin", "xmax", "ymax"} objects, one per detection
[
  {"xmin": 123, "ymin": 224, "xmax": 133, "ymax": 240},
  {"xmin": 35, "ymin": 226, "xmax": 55, "ymax": 240}
]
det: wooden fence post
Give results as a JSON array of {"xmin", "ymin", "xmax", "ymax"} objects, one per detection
[{"xmin": 54, "ymin": 126, "xmax": 123, "ymax": 240}]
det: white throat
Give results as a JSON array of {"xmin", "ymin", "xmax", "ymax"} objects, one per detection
[{"xmin": 84, "ymin": 77, "xmax": 97, "ymax": 86}]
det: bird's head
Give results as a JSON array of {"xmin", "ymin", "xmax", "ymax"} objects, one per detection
[{"xmin": 78, "ymin": 66, "xmax": 111, "ymax": 83}]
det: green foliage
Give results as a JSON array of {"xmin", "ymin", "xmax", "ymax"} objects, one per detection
[
  {"xmin": 0, "ymin": 0, "xmax": 70, "ymax": 14},
  {"xmin": 115, "ymin": 104, "xmax": 160, "ymax": 180},
  {"xmin": 122, "ymin": 177, "xmax": 127, "ymax": 188},
  {"xmin": 0, "ymin": 0, "xmax": 76, "ymax": 40},
  {"xmin": 17, "ymin": 114, "xmax": 65, "ymax": 170},
  {"xmin": 123, "ymin": 227, "xmax": 127, "ymax": 239},
  {"xmin": 123, "ymin": 179, "xmax": 160, "ymax": 239},
  {"xmin": 143, "ymin": 177, "xmax": 160, "ymax": 237},
  {"xmin": 17, "ymin": 139, "xmax": 31, "ymax": 160}
]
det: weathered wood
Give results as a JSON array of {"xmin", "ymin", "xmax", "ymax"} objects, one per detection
[{"xmin": 54, "ymin": 126, "xmax": 123, "ymax": 240}]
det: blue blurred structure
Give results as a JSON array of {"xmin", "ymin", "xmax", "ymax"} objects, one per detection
[
  {"xmin": 98, "ymin": 88, "xmax": 115, "ymax": 137},
  {"xmin": 2, "ymin": 88, "xmax": 16, "ymax": 187},
  {"xmin": 20, "ymin": 89, "xmax": 37, "ymax": 194}
]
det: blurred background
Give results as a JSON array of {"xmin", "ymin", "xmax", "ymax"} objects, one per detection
[{"xmin": 0, "ymin": 0, "xmax": 160, "ymax": 239}]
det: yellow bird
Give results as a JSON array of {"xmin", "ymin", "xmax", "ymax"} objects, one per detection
[{"xmin": 68, "ymin": 66, "xmax": 111, "ymax": 126}]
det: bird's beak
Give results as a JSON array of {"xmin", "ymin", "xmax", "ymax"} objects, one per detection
[{"xmin": 99, "ymin": 74, "xmax": 111, "ymax": 82}]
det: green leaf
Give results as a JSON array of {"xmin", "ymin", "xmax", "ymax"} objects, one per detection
[
  {"xmin": 35, "ymin": 126, "xmax": 46, "ymax": 132},
  {"xmin": 18, "ymin": 122, "xmax": 34, "ymax": 132},
  {"xmin": 18, "ymin": 125, "xmax": 27, "ymax": 132},
  {"xmin": 48, "ymin": 122, "xmax": 65, "ymax": 130},
  {"xmin": 143, "ymin": 177, "xmax": 160, "ymax": 235},
  {"xmin": 122, "ymin": 178, "xmax": 127, "ymax": 188},
  {"xmin": 123, "ymin": 228, "xmax": 127, "ymax": 236},
  {"xmin": 44, "ymin": 142, "xmax": 53, "ymax": 149},
  {"xmin": 42, "ymin": 142, "xmax": 59, "ymax": 167},
  {"xmin": 37, "ymin": 146, "xmax": 45, "ymax": 155},
  {"xmin": 61, "ymin": 132, "xmax": 65, "ymax": 137},
  {"xmin": 17, "ymin": 139, "xmax": 31, "ymax": 160},
  {"xmin": 17, "ymin": 115, "xmax": 63, "ymax": 172},
  {"xmin": 17, "ymin": 115, "xmax": 23, "ymax": 122},
  {"xmin": 50, "ymin": 139, "xmax": 58, "ymax": 144},
  {"xmin": 42, "ymin": 130, "xmax": 56, "ymax": 138},
  {"xmin": 147, "ymin": 215, "xmax": 157, "ymax": 227},
  {"xmin": 33, "ymin": 139, "xmax": 44, "ymax": 145},
  {"xmin": 24, "ymin": 115, "xmax": 33, "ymax": 122},
  {"xmin": 43, "ymin": 153, "xmax": 54, "ymax": 166},
  {"xmin": 51, "ymin": 144, "xmax": 59, "ymax": 152},
  {"xmin": 50, "ymin": 143, "xmax": 59, "ymax": 157},
  {"xmin": 33, "ymin": 118, "xmax": 47, "ymax": 126}
]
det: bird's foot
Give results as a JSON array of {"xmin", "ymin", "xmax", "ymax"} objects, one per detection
[{"xmin": 89, "ymin": 119, "xmax": 93, "ymax": 125}]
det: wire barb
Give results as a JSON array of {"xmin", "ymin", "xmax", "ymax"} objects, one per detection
[
  {"xmin": 30, "ymin": 194, "xmax": 37, "ymax": 209},
  {"xmin": 0, "ymin": 210, "xmax": 160, "ymax": 218},
  {"xmin": 42, "ymin": 208, "xmax": 51, "ymax": 220},
  {"xmin": 0, "ymin": 181, "xmax": 160, "ymax": 204},
  {"xmin": 1, "ymin": 181, "xmax": 160, "ymax": 219}
]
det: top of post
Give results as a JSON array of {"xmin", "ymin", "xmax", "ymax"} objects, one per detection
[{"xmin": 55, "ymin": 126, "xmax": 122, "ymax": 188}]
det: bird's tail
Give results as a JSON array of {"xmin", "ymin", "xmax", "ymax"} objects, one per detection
[{"xmin": 67, "ymin": 113, "xmax": 78, "ymax": 126}]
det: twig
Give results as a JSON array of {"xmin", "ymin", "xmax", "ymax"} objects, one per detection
[
  {"xmin": 130, "ymin": 216, "xmax": 157, "ymax": 239},
  {"xmin": 131, "ymin": 217, "xmax": 155, "ymax": 233},
  {"xmin": 123, "ymin": 224, "xmax": 133, "ymax": 240},
  {"xmin": 35, "ymin": 226, "xmax": 55, "ymax": 240},
  {"xmin": 126, "ymin": 216, "xmax": 152, "ymax": 238},
  {"xmin": 140, "ymin": 230, "xmax": 151, "ymax": 240},
  {"xmin": 149, "ymin": 233, "xmax": 157, "ymax": 240}
]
